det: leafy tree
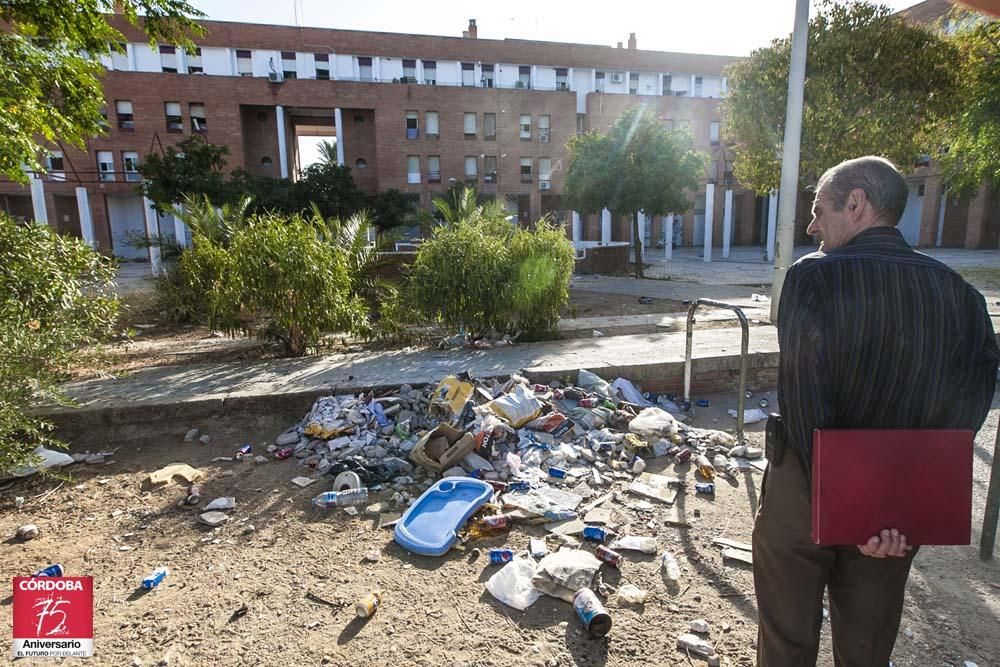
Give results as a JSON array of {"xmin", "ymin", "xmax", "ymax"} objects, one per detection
[
  {"xmin": 0, "ymin": 0, "xmax": 203, "ymax": 183},
  {"xmin": 296, "ymin": 162, "xmax": 368, "ymax": 220},
  {"xmin": 939, "ymin": 14, "xmax": 1000, "ymax": 194},
  {"xmin": 317, "ymin": 139, "xmax": 338, "ymax": 166},
  {"xmin": 0, "ymin": 215, "xmax": 118, "ymax": 473},
  {"xmin": 564, "ymin": 105, "xmax": 706, "ymax": 278},
  {"xmin": 723, "ymin": 0, "xmax": 961, "ymax": 194},
  {"xmin": 139, "ymin": 136, "xmax": 230, "ymax": 207},
  {"xmin": 368, "ymin": 189, "xmax": 416, "ymax": 229}
]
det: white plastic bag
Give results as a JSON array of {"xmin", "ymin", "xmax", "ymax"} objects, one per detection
[
  {"xmin": 727, "ymin": 408, "xmax": 769, "ymax": 424},
  {"xmin": 611, "ymin": 378, "xmax": 654, "ymax": 407},
  {"xmin": 629, "ymin": 407, "xmax": 680, "ymax": 440},
  {"xmin": 486, "ymin": 384, "xmax": 543, "ymax": 428},
  {"xmin": 11, "ymin": 446, "xmax": 75, "ymax": 478},
  {"xmin": 531, "ymin": 549, "xmax": 601, "ymax": 602},
  {"xmin": 611, "ymin": 535, "xmax": 658, "ymax": 554},
  {"xmin": 617, "ymin": 584, "xmax": 649, "ymax": 604},
  {"xmin": 578, "ymin": 369, "xmax": 614, "ymax": 400},
  {"xmin": 485, "ymin": 556, "xmax": 541, "ymax": 611}
]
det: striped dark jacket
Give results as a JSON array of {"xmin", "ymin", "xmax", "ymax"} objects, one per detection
[{"xmin": 777, "ymin": 226, "xmax": 999, "ymax": 471}]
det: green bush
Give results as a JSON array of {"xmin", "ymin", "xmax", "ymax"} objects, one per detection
[
  {"xmin": 200, "ymin": 214, "xmax": 369, "ymax": 356},
  {"xmin": 0, "ymin": 215, "xmax": 118, "ymax": 474},
  {"xmin": 408, "ymin": 191, "xmax": 575, "ymax": 340}
]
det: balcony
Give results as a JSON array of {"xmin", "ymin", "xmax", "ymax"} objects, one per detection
[
  {"xmin": 427, "ymin": 171, "xmax": 441, "ymax": 183},
  {"xmin": 484, "ymin": 173, "xmax": 497, "ymax": 184},
  {"xmin": 406, "ymin": 128, "xmax": 419, "ymax": 140},
  {"xmin": 407, "ymin": 173, "xmax": 421, "ymax": 184},
  {"xmin": 124, "ymin": 171, "xmax": 142, "ymax": 183}
]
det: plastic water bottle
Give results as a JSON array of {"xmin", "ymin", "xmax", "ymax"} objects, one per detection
[
  {"xmin": 660, "ymin": 551, "xmax": 681, "ymax": 583},
  {"xmin": 311, "ymin": 488, "xmax": 369, "ymax": 509}
]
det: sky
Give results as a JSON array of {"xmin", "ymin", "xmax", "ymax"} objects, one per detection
[{"xmin": 190, "ymin": 0, "xmax": 925, "ymax": 58}]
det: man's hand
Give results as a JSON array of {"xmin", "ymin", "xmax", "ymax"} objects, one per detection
[{"xmin": 858, "ymin": 528, "xmax": 911, "ymax": 558}]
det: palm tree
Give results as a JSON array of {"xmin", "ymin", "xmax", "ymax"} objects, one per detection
[{"xmin": 317, "ymin": 139, "xmax": 338, "ymax": 166}]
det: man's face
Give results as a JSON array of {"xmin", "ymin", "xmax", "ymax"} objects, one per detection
[{"xmin": 807, "ymin": 186, "xmax": 858, "ymax": 251}]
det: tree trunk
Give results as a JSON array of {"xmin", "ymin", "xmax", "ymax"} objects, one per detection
[{"xmin": 632, "ymin": 211, "xmax": 644, "ymax": 279}]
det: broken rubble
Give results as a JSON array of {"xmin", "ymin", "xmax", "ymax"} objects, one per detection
[{"xmin": 198, "ymin": 511, "xmax": 229, "ymax": 527}]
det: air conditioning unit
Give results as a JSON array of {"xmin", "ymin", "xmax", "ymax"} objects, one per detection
[
  {"xmin": 539, "ymin": 180, "xmax": 551, "ymax": 190},
  {"xmin": 610, "ymin": 72, "xmax": 623, "ymax": 84},
  {"xmin": 268, "ymin": 71, "xmax": 283, "ymax": 83},
  {"xmin": 539, "ymin": 128, "xmax": 550, "ymax": 143}
]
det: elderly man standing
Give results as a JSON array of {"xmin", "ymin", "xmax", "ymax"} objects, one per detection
[{"xmin": 753, "ymin": 156, "xmax": 998, "ymax": 665}]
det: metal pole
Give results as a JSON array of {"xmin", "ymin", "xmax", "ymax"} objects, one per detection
[
  {"xmin": 981, "ymin": 420, "xmax": 1000, "ymax": 560},
  {"xmin": 770, "ymin": 0, "xmax": 810, "ymax": 323}
]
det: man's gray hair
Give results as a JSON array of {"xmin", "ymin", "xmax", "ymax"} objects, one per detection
[{"xmin": 816, "ymin": 156, "xmax": 908, "ymax": 225}]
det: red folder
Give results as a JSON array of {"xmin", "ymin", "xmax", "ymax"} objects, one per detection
[{"xmin": 811, "ymin": 429, "xmax": 973, "ymax": 546}]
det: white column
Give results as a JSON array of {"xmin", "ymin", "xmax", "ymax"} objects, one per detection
[
  {"xmin": 75, "ymin": 187, "xmax": 96, "ymax": 247},
  {"xmin": 690, "ymin": 74, "xmax": 697, "ymax": 96},
  {"xmin": 567, "ymin": 67, "xmax": 575, "ymax": 90},
  {"xmin": 601, "ymin": 208, "xmax": 612, "ymax": 245},
  {"xmin": 936, "ymin": 190, "xmax": 947, "ymax": 247},
  {"xmin": 334, "ymin": 107, "xmax": 345, "ymax": 167},
  {"xmin": 766, "ymin": 190, "xmax": 778, "ymax": 261},
  {"xmin": 722, "ymin": 189, "xmax": 733, "ymax": 258},
  {"xmin": 126, "ymin": 43, "xmax": 137, "ymax": 71},
  {"xmin": 416, "ymin": 60, "xmax": 424, "ymax": 84},
  {"xmin": 142, "ymin": 196, "xmax": 163, "ymax": 275},
  {"xmin": 665, "ymin": 213, "xmax": 674, "ymax": 260},
  {"xmin": 703, "ymin": 183, "xmax": 715, "ymax": 262},
  {"xmin": 375, "ymin": 56, "xmax": 382, "ymax": 82},
  {"xmin": 625, "ymin": 71, "xmax": 631, "ymax": 93},
  {"xmin": 571, "ymin": 211, "xmax": 582, "ymax": 244},
  {"xmin": 591, "ymin": 69, "xmax": 597, "ymax": 91},
  {"xmin": 275, "ymin": 105, "xmax": 289, "ymax": 178},
  {"xmin": 225, "ymin": 48, "xmax": 235, "ymax": 76},
  {"xmin": 456, "ymin": 62, "xmax": 462, "ymax": 84},
  {"xmin": 531, "ymin": 65, "xmax": 538, "ymax": 89},
  {"xmin": 173, "ymin": 202, "xmax": 187, "ymax": 248},
  {"xmin": 637, "ymin": 211, "xmax": 646, "ymax": 250},
  {"xmin": 178, "ymin": 47, "xmax": 188, "ymax": 74},
  {"xmin": 29, "ymin": 176, "xmax": 48, "ymax": 225},
  {"xmin": 657, "ymin": 73, "xmax": 664, "ymax": 96}
]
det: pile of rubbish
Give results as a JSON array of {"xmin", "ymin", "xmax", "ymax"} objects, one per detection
[{"xmin": 267, "ymin": 368, "xmax": 766, "ymax": 660}]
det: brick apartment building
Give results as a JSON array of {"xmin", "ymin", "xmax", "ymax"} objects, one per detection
[{"xmin": 1, "ymin": 11, "xmax": 994, "ymax": 262}]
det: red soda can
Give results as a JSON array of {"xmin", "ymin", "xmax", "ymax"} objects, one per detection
[
  {"xmin": 487, "ymin": 480, "xmax": 508, "ymax": 494},
  {"xmin": 674, "ymin": 449, "xmax": 693, "ymax": 464},
  {"xmin": 553, "ymin": 388, "xmax": 565, "ymax": 400},
  {"xmin": 481, "ymin": 514, "xmax": 513, "ymax": 530},
  {"xmin": 532, "ymin": 384, "xmax": 550, "ymax": 393},
  {"xmin": 595, "ymin": 545, "xmax": 623, "ymax": 568},
  {"xmin": 274, "ymin": 447, "xmax": 293, "ymax": 459},
  {"xmin": 579, "ymin": 397, "xmax": 598, "ymax": 408}
]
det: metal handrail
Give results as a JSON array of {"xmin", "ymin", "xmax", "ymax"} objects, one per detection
[{"xmin": 683, "ymin": 298, "xmax": 750, "ymax": 444}]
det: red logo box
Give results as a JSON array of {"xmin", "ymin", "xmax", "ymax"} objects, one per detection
[{"xmin": 12, "ymin": 576, "xmax": 94, "ymax": 658}]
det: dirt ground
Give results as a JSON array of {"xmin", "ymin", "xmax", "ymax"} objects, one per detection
[{"xmin": 2, "ymin": 391, "xmax": 997, "ymax": 667}]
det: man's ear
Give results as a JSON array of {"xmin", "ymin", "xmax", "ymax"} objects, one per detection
[{"xmin": 847, "ymin": 189, "xmax": 866, "ymax": 221}]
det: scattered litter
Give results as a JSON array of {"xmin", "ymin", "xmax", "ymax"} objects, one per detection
[
  {"xmin": 198, "ymin": 511, "xmax": 229, "ymax": 527},
  {"xmin": 690, "ymin": 619, "xmax": 710, "ymax": 634},
  {"xmin": 486, "ymin": 557, "xmax": 541, "ymax": 611},
  {"xmin": 11, "ymin": 446, "xmax": 74, "ymax": 477},
  {"xmin": 676, "ymin": 633, "xmax": 715, "ymax": 658},
  {"xmin": 661, "ymin": 551, "xmax": 682, "ymax": 583},
  {"xmin": 529, "ymin": 538, "xmax": 548, "ymax": 558},
  {"xmin": 204, "ymin": 497, "xmax": 236, "ymax": 511},
  {"xmin": 198, "ymin": 434, "xmax": 212, "ymax": 445},
  {"xmin": 617, "ymin": 584, "xmax": 649, "ymax": 605},
  {"xmin": 610, "ymin": 535, "xmax": 658, "ymax": 554},
  {"xmin": 722, "ymin": 548, "xmax": 753, "ymax": 565},
  {"xmin": 141, "ymin": 567, "xmax": 169, "ymax": 590},
  {"xmin": 574, "ymin": 587, "xmax": 613, "ymax": 637},
  {"xmin": 727, "ymin": 407, "xmax": 769, "ymax": 424},
  {"xmin": 183, "ymin": 428, "xmax": 200, "ymax": 443},
  {"xmin": 16, "ymin": 524, "xmax": 39, "ymax": 541},
  {"xmin": 290, "ymin": 477, "xmax": 317, "ymax": 488},
  {"xmin": 532, "ymin": 549, "xmax": 601, "ymax": 603},
  {"xmin": 629, "ymin": 473, "xmax": 681, "ymax": 505},
  {"xmin": 354, "ymin": 591, "xmax": 383, "ymax": 618}
]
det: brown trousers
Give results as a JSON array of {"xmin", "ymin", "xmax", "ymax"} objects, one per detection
[{"xmin": 752, "ymin": 457, "xmax": 917, "ymax": 666}]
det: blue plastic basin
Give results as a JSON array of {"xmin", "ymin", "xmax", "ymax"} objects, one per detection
[{"xmin": 394, "ymin": 477, "xmax": 493, "ymax": 556}]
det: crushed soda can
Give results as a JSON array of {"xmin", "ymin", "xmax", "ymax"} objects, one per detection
[
  {"xmin": 274, "ymin": 447, "xmax": 293, "ymax": 460},
  {"xmin": 185, "ymin": 484, "xmax": 203, "ymax": 505},
  {"xmin": 578, "ymin": 398, "xmax": 599, "ymax": 408},
  {"xmin": 235, "ymin": 444, "xmax": 252, "ymax": 460},
  {"xmin": 574, "ymin": 587, "xmax": 613, "ymax": 637},
  {"xmin": 142, "ymin": 566, "xmax": 169, "ymax": 590},
  {"xmin": 506, "ymin": 480, "xmax": 530, "ymax": 492},
  {"xmin": 355, "ymin": 591, "xmax": 382, "ymax": 618},
  {"xmin": 547, "ymin": 467, "xmax": 568, "ymax": 479},
  {"xmin": 696, "ymin": 399, "xmax": 711, "ymax": 408},
  {"xmin": 32, "ymin": 564, "xmax": 63, "ymax": 577},
  {"xmin": 595, "ymin": 545, "xmax": 623, "ymax": 568},
  {"xmin": 488, "ymin": 548, "xmax": 514, "ymax": 565},
  {"xmin": 695, "ymin": 482, "xmax": 715, "ymax": 495},
  {"xmin": 674, "ymin": 449, "xmax": 693, "ymax": 465},
  {"xmin": 583, "ymin": 526, "xmax": 613, "ymax": 543}
]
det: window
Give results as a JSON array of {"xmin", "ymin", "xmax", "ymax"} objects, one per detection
[
  {"xmin": 407, "ymin": 155, "xmax": 420, "ymax": 184},
  {"xmin": 116, "ymin": 100, "xmax": 134, "ymax": 130},
  {"xmin": 484, "ymin": 155, "xmax": 497, "ymax": 183},
  {"xmin": 123, "ymin": 151, "xmax": 141, "ymax": 182},
  {"xmin": 422, "ymin": 60, "xmax": 436, "ymax": 85},
  {"xmin": 315, "ymin": 53, "xmax": 329, "ymax": 80},
  {"xmin": 520, "ymin": 114, "xmax": 531, "ymax": 140},
  {"xmin": 159, "ymin": 44, "xmax": 177, "ymax": 73},
  {"xmin": 355, "ymin": 158, "xmax": 367, "ymax": 169},
  {"xmin": 724, "ymin": 160, "xmax": 734, "ymax": 183},
  {"xmin": 662, "ymin": 73, "xmax": 672, "ymax": 95},
  {"xmin": 402, "ymin": 59, "xmax": 416, "ymax": 83},
  {"xmin": 464, "ymin": 112, "xmax": 477, "ymax": 139},
  {"xmin": 405, "ymin": 111, "xmax": 419, "ymax": 140},
  {"xmin": 46, "ymin": 151, "xmax": 65, "ymax": 180},
  {"xmin": 663, "ymin": 118, "xmax": 674, "ymax": 131},
  {"xmin": 596, "ymin": 70, "xmax": 605, "ymax": 91},
  {"xmin": 481, "ymin": 63, "xmax": 494, "ymax": 88},
  {"xmin": 629, "ymin": 72, "xmax": 639, "ymax": 95},
  {"xmin": 190, "ymin": 103, "xmax": 206, "ymax": 133},
  {"xmin": 465, "ymin": 156, "xmax": 478, "ymax": 181},
  {"xmin": 425, "ymin": 111, "xmax": 439, "ymax": 139},
  {"xmin": 710, "ymin": 120, "xmax": 720, "ymax": 145},
  {"xmin": 539, "ymin": 115, "xmax": 550, "ymax": 143},
  {"xmin": 187, "ymin": 47, "xmax": 203, "ymax": 74},
  {"xmin": 484, "ymin": 113, "xmax": 496, "ymax": 140},
  {"xmin": 110, "ymin": 42, "xmax": 129, "ymax": 71},
  {"xmin": 97, "ymin": 151, "xmax": 114, "ymax": 182},
  {"xmin": 358, "ymin": 56, "xmax": 373, "ymax": 82},
  {"xmin": 694, "ymin": 76, "xmax": 703, "ymax": 97},
  {"xmin": 281, "ymin": 51, "xmax": 297, "ymax": 79},
  {"xmin": 917, "ymin": 184, "xmax": 925, "ymax": 197},
  {"xmin": 538, "ymin": 164, "xmax": 552, "ymax": 190},
  {"xmin": 556, "ymin": 68, "xmax": 568, "ymax": 90},
  {"xmin": 236, "ymin": 49, "xmax": 252, "ymax": 76},
  {"xmin": 260, "ymin": 156, "xmax": 273, "ymax": 167},
  {"xmin": 518, "ymin": 65, "xmax": 531, "ymax": 89},
  {"xmin": 98, "ymin": 104, "xmax": 109, "ymax": 130},
  {"xmin": 462, "ymin": 62, "xmax": 475, "ymax": 87},
  {"xmin": 165, "ymin": 102, "xmax": 183, "ymax": 132},
  {"xmin": 520, "ymin": 157, "xmax": 533, "ymax": 183},
  {"xmin": 427, "ymin": 156, "xmax": 441, "ymax": 183}
]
